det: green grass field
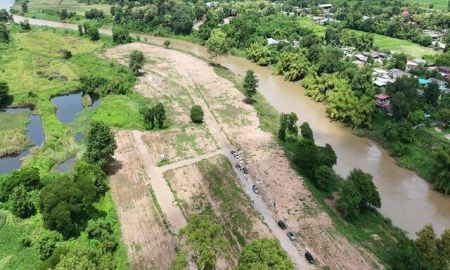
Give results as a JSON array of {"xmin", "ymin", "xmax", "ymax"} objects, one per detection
[
  {"xmin": 13, "ymin": 0, "xmax": 111, "ymax": 18},
  {"xmin": 408, "ymin": 0, "xmax": 448, "ymax": 10},
  {"xmin": 0, "ymin": 112, "xmax": 32, "ymax": 157},
  {"xmin": 298, "ymin": 17, "xmax": 439, "ymax": 58}
]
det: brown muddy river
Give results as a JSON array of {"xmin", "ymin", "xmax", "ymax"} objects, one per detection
[{"xmin": 13, "ymin": 15, "xmax": 450, "ymax": 237}]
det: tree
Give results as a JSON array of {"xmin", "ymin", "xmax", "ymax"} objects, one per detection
[
  {"xmin": 0, "ymin": 23, "xmax": 9, "ymax": 43},
  {"xmin": 314, "ymin": 165, "xmax": 340, "ymax": 191},
  {"xmin": 0, "ymin": 167, "xmax": 41, "ymax": 201},
  {"xmin": 129, "ymin": 50, "xmax": 145, "ymax": 75},
  {"xmin": 206, "ymin": 29, "xmax": 228, "ymax": 61},
  {"xmin": 392, "ymin": 53, "xmax": 407, "ymax": 71},
  {"xmin": 83, "ymin": 23, "xmax": 100, "ymax": 41},
  {"xmin": 432, "ymin": 144, "xmax": 450, "ymax": 194},
  {"xmin": 74, "ymin": 160, "xmax": 108, "ymax": 198},
  {"xmin": 407, "ymin": 110, "xmax": 425, "ymax": 126},
  {"xmin": 0, "ymin": 9, "xmax": 11, "ymax": 22},
  {"xmin": 39, "ymin": 177, "xmax": 96, "ymax": 238},
  {"xmin": 293, "ymin": 139, "xmax": 320, "ymax": 176},
  {"xmin": 142, "ymin": 106, "xmax": 156, "ymax": 129},
  {"xmin": 153, "ymin": 102, "xmax": 166, "ymax": 128},
  {"xmin": 278, "ymin": 113, "xmax": 287, "ymax": 141},
  {"xmin": 20, "ymin": 20, "xmax": 31, "ymax": 30},
  {"xmin": 0, "ymin": 81, "xmax": 12, "ymax": 108},
  {"xmin": 246, "ymin": 43, "xmax": 273, "ymax": 66},
  {"xmin": 180, "ymin": 211, "xmax": 228, "ymax": 270},
  {"xmin": 424, "ymin": 82, "xmax": 440, "ymax": 106},
  {"xmin": 415, "ymin": 225, "xmax": 445, "ymax": 269},
  {"xmin": 300, "ymin": 122, "xmax": 314, "ymax": 141},
  {"xmin": 10, "ymin": 185, "xmax": 35, "ymax": 218},
  {"xmin": 21, "ymin": 2, "xmax": 28, "ymax": 13},
  {"xmin": 84, "ymin": 121, "xmax": 117, "ymax": 169},
  {"xmin": 243, "ymin": 70, "xmax": 258, "ymax": 101},
  {"xmin": 387, "ymin": 238, "xmax": 425, "ymax": 270},
  {"xmin": 436, "ymin": 108, "xmax": 450, "ymax": 125},
  {"xmin": 318, "ymin": 143, "xmax": 337, "ymax": 168},
  {"xmin": 347, "ymin": 168, "xmax": 381, "ymax": 209},
  {"xmin": 171, "ymin": 6, "xmax": 193, "ymax": 34},
  {"xmin": 36, "ymin": 230, "xmax": 63, "ymax": 260},
  {"xmin": 387, "ymin": 76, "xmax": 420, "ymax": 120},
  {"xmin": 286, "ymin": 112, "xmax": 298, "ymax": 135},
  {"xmin": 337, "ymin": 179, "xmax": 361, "ymax": 217},
  {"xmin": 318, "ymin": 47, "xmax": 343, "ymax": 74},
  {"xmin": 190, "ymin": 105, "xmax": 204, "ymax": 123},
  {"xmin": 164, "ymin": 39, "xmax": 171, "ymax": 48},
  {"xmin": 236, "ymin": 239, "xmax": 294, "ymax": 270},
  {"xmin": 78, "ymin": 24, "xmax": 83, "ymax": 36},
  {"xmin": 112, "ymin": 25, "xmax": 130, "ymax": 44},
  {"xmin": 273, "ymin": 50, "xmax": 310, "ymax": 81}
]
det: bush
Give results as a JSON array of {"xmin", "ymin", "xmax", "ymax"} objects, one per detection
[
  {"xmin": 60, "ymin": 49, "xmax": 72, "ymax": 59},
  {"xmin": 164, "ymin": 39, "xmax": 171, "ymax": 48},
  {"xmin": 84, "ymin": 121, "xmax": 117, "ymax": 169},
  {"xmin": 129, "ymin": 50, "xmax": 145, "ymax": 75},
  {"xmin": 10, "ymin": 185, "xmax": 36, "ymax": 218},
  {"xmin": 314, "ymin": 165, "xmax": 340, "ymax": 192},
  {"xmin": 0, "ymin": 80, "xmax": 12, "ymax": 108},
  {"xmin": 190, "ymin": 105, "xmax": 204, "ymax": 123},
  {"xmin": 112, "ymin": 25, "xmax": 130, "ymax": 44},
  {"xmin": 36, "ymin": 230, "xmax": 63, "ymax": 260},
  {"xmin": 101, "ymin": 76, "xmax": 132, "ymax": 95},
  {"xmin": 390, "ymin": 142, "xmax": 409, "ymax": 157},
  {"xmin": 0, "ymin": 23, "xmax": 9, "ymax": 43},
  {"xmin": 79, "ymin": 75, "xmax": 107, "ymax": 94}
]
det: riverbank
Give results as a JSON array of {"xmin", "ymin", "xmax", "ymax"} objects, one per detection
[{"xmin": 213, "ymin": 64, "xmax": 409, "ymax": 266}]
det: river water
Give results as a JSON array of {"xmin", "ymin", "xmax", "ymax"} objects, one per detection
[{"xmin": 11, "ymin": 15, "xmax": 450, "ymax": 237}]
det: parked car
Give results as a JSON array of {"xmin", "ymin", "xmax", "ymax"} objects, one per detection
[
  {"xmin": 287, "ymin": 231, "xmax": 296, "ymax": 241},
  {"xmin": 252, "ymin": 184, "xmax": 259, "ymax": 194},
  {"xmin": 277, "ymin": 220, "xmax": 287, "ymax": 230},
  {"xmin": 235, "ymin": 163, "xmax": 241, "ymax": 169},
  {"xmin": 242, "ymin": 167, "xmax": 248, "ymax": 174},
  {"xmin": 305, "ymin": 250, "xmax": 315, "ymax": 264}
]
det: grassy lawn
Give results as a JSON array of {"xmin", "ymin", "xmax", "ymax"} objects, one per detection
[
  {"xmin": 298, "ymin": 16, "xmax": 439, "ymax": 58},
  {"xmin": 0, "ymin": 112, "xmax": 32, "ymax": 157},
  {"xmin": 13, "ymin": 0, "xmax": 111, "ymax": 22},
  {"xmin": 407, "ymin": 0, "xmax": 448, "ymax": 10}
]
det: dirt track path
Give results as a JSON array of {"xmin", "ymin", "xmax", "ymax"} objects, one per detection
[
  {"xmin": 132, "ymin": 130, "xmax": 187, "ymax": 232},
  {"xmin": 160, "ymin": 150, "xmax": 222, "ymax": 172}
]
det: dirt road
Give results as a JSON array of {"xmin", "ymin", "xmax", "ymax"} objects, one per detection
[{"xmin": 132, "ymin": 130, "xmax": 187, "ymax": 232}]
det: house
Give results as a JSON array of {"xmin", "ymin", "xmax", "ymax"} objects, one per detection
[
  {"xmin": 406, "ymin": 60, "xmax": 418, "ymax": 71},
  {"xmin": 424, "ymin": 30, "xmax": 443, "ymax": 41},
  {"xmin": 373, "ymin": 78, "xmax": 391, "ymax": 87},
  {"xmin": 390, "ymin": 69, "xmax": 411, "ymax": 80},
  {"xmin": 318, "ymin": 4, "xmax": 333, "ymax": 11},
  {"xmin": 266, "ymin": 38, "xmax": 279, "ymax": 46},
  {"xmin": 428, "ymin": 78, "xmax": 447, "ymax": 91},
  {"xmin": 413, "ymin": 58, "xmax": 427, "ymax": 66},
  {"xmin": 375, "ymin": 94, "xmax": 390, "ymax": 109},
  {"xmin": 438, "ymin": 66, "xmax": 450, "ymax": 76},
  {"xmin": 355, "ymin": 54, "xmax": 368, "ymax": 62}
]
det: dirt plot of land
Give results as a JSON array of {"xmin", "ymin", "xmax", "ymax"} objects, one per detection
[
  {"xmin": 164, "ymin": 155, "xmax": 271, "ymax": 269},
  {"xmin": 105, "ymin": 43, "xmax": 382, "ymax": 269},
  {"xmin": 109, "ymin": 131, "xmax": 176, "ymax": 270},
  {"xmin": 142, "ymin": 127, "xmax": 218, "ymax": 164}
]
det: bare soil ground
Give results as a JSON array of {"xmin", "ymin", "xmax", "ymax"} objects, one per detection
[
  {"xmin": 164, "ymin": 155, "xmax": 271, "ymax": 269},
  {"xmin": 105, "ymin": 43, "xmax": 382, "ymax": 269},
  {"xmin": 109, "ymin": 131, "xmax": 176, "ymax": 270}
]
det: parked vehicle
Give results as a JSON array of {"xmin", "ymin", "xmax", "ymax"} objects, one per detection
[
  {"xmin": 235, "ymin": 163, "xmax": 241, "ymax": 169},
  {"xmin": 277, "ymin": 220, "xmax": 287, "ymax": 230},
  {"xmin": 287, "ymin": 231, "xmax": 296, "ymax": 241},
  {"xmin": 252, "ymin": 184, "xmax": 259, "ymax": 194},
  {"xmin": 243, "ymin": 167, "xmax": 248, "ymax": 174},
  {"xmin": 305, "ymin": 250, "xmax": 315, "ymax": 264}
]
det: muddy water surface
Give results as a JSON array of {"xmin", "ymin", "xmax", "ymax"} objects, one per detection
[{"xmin": 12, "ymin": 15, "xmax": 450, "ymax": 236}]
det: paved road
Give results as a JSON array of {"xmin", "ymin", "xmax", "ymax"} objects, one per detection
[
  {"xmin": 12, "ymin": 15, "xmax": 314, "ymax": 268},
  {"xmin": 132, "ymin": 131, "xmax": 187, "ymax": 232}
]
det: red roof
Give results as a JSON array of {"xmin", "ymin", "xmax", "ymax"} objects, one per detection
[{"xmin": 375, "ymin": 94, "xmax": 390, "ymax": 100}]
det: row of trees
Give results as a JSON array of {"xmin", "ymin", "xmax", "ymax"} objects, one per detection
[{"xmin": 181, "ymin": 210, "xmax": 294, "ymax": 269}]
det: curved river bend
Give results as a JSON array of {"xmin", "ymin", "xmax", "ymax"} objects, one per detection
[{"xmin": 12, "ymin": 15, "xmax": 450, "ymax": 237}]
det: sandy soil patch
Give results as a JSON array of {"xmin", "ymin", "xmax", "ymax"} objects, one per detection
[
  {"xmin": 105, "ymin": 43, "xmax": 382, "ymax": 269},
  {"xmin": 109, "ymin": 131, "xmax": 176, "ymax": 269}
]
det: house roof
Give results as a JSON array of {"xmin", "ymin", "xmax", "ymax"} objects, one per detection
[
  {"xmin": 439, "ymin": 66, "xmax": 450, "ymax": 72},
  {"xmin": 375, "ymin": 94, "xmax": 390, "ymax": 100},
  {"xmin": 318, "ymin": 4, "xmax": 333, "ymax": 8},
  {"xmin": 419, "ymin": 78, "xmax": 429, "ymax": 85}
]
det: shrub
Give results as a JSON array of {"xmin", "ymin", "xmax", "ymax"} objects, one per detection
[
  {"xmin": 60, "ymin": 49, "xmax": 72, "ymax": 59},
  {"xmin": 36, "ymin": 230, "xmax": 63, "ymax": 260},
  {"xmin": 190, "ymin": 105, "xmax": 204, "ymax": 123}
]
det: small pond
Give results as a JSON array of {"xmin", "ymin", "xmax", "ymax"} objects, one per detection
[
  {"xmin": 53, "ymin": 157, "xmax": 76, "ymax": 173},
  {"xmin": 51, "ymin": 92, "xmax": 83, "ymax": 124},
  {"xmin": 51, "ymin": 92, "xmax": 101, "ymax": 124},
  {"xmin": 0, "ymin": 108, "xmax": 45, "ymax": 174}
]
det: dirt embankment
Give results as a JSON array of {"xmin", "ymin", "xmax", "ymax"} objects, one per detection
[{"xmin": 105, "ymin": 43, "xmax": 382, "ymax": 270}]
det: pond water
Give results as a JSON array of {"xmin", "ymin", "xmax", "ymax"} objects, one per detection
[
  {"xmin": 0, "ymin": 108, "xmax": 45, "ymax": 174},
  {"xmin": 51, "ymin": 92, "xmax": 83, "ymax": 124},
  {"xmin": 75, "ymin": 132, "xmax": 84, "ymax": 142},
  {"xmin": 53, "ymin": 157, "xmax": 76, "ymax": 173},
  {"xmin": 0, "ymin": 0, "xmax": 14, "ymax": 10},
  {"xmin": 51, "ymin": 92, "xmax": 101, "ymax": 124}
]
